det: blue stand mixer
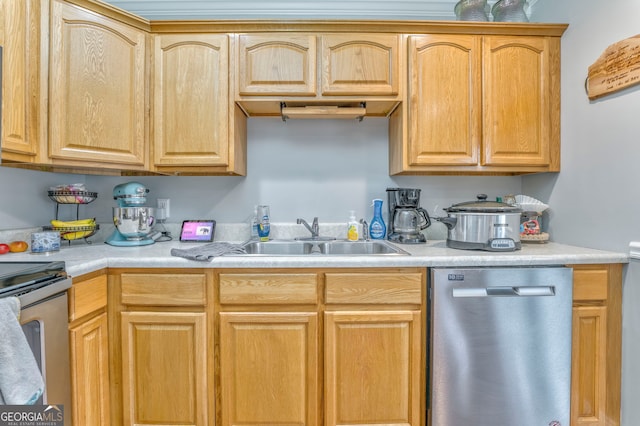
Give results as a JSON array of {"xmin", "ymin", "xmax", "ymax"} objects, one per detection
[{"xmin": 106, "ymin": 182, "xmax": 156, "ymax": 246}]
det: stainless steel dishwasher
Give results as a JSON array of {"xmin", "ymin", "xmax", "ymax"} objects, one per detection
[{"xmin": 429, "ymin": 267, "xmax": 572, "ymax": 426}]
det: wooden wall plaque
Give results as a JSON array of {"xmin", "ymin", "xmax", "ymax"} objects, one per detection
[{"xmin": 586, "ymin": 34, "xmax": 640, "ymax": 100}]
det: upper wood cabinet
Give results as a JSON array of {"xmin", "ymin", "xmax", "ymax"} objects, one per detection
[
  {"xmin": 390, "ymin": 32, "xmax": 562, "ymax": 175},
  {"xmin": 238, "ymin": 34, "xmax": 317, "ymax": 96},
  {"xmin": 152, "ymin": 33, "xmax": 246, "ymax": 175},
  {"xmin": 48, "ymin": 0, "xmax": 148, "ymax": 171},
  {"xmin": 236, "ymin": 33, "xmax": 401, "ymax": 117},
  {"xmin": 0, "ymin": 0, "xmax": 47, "ymax": 163},
  {"xmin": 320, "ymin": 34, "xmax": 399, "ymax": 96}
]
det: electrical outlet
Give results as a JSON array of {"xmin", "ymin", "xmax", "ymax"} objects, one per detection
[{"xmin": 157, "ymin": 198, "xmax": 170, "ymax": 220}]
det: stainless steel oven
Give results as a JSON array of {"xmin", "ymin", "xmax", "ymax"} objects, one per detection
[{"xmin": 0, "ymin": 261, "xmax": 72, "ymax": 425}]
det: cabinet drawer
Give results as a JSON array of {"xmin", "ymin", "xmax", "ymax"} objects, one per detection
[
  {"xmin": 573, "ymin": 267, "xmax": 608, "ymax": 301},
  {"xmin": 219, "ymin": 273, "xmax": 318, "ymax": 304},
  {"xmin": 120, "ymin": 273, "xmax": 207, "ymax": 306},
  {"xmin": 69, "ymin": 274, "xmax": 107, "ymax": 322},
  {"xmin": 325, "ymin": 272, "xmax": 423, "ymax": 304}
]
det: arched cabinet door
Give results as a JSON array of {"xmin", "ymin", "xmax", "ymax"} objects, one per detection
[
  {"xmin": 238, "ymin": 34, "xmax": 317, "ymax": 96},
  {"xmin": 153, "ymin": 34, "xmax": 230, "ymax": 168},
  {"xmin": 49, "ymin": 0, "xmax": 147, "ymax": 170}
]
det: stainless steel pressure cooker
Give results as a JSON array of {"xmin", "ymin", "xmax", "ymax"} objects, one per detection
[{"xmin": 437, "ymin": 194, "xmax": 522, "ymax": 251}]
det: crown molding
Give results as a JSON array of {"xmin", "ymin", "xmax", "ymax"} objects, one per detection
[{"xmin": 104, "ymin": 0, "xmax": 539, "ymax": 21}]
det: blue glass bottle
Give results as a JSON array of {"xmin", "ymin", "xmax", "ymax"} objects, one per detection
[{"xmin": 369, "ymin": 199, "xmax": 386, "ymax": 239}]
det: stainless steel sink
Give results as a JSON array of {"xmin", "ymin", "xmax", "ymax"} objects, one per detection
[{"xmin": 240, "ymin": 240, "xmax": 408, "ymax": 256}]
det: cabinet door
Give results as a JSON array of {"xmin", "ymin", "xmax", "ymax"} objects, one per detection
[
  {"xmin": 483, "ymin": 36, "xmax": 552, "ymax": 167},
  {"xmin": 49, "ymin": 0, "xmax": 147, "ymax": 168},
  {"xmin": 325, "ymin": 311, "xmax": 421, "ymax": 426},
  {"xmin": 121, "ymin": 311, "xmax": 208, "ymax": 426},
  {"xmin": 153, "ymin": 34, "xmax": 230, "ymax": 167},
  {"xmin": 69, "ymin": 312, "xmax": 110, "ymax": 426},
  {"xmin": 321, "ymin": 34, "xmax": 399, "ymax": 96},
  {"xmin": 238, "ymin": 34, "xmax": 316, "ymax": 96},
  {"xmin": 570, "ymin": 264, "xmax": 622, "ymax": 426},
  {"xmin": 407, "ymin": 35, "xmax": 481, "ymax": 166},
  {"xmin": 219, "ymin": 312, "xmax": 319, "ymax": 426},
  {"xmin": 572, "ymin": 306, "xmax": 608, "ymax": 426},
  {"xmin": 0, "ymin": 0, "xmax": 44, "ymax": 162}
]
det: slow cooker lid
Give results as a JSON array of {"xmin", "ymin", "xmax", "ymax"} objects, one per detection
[{"xmin": 445, "ymin": 194, "xmax": 522, "ymax": 213}]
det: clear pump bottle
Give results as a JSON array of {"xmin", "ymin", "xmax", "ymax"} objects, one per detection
[{"xmin": 347, "ymin": 210, "xmax": 359, "ymax": 241}]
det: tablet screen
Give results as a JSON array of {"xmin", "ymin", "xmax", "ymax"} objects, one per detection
[{"xmin": 180, "ymin": 220, "xmax": 216, "ymax": 242}]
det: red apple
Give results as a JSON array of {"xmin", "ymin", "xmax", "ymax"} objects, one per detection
[{"xmin": 0, "ymin": 243, "xmax": 9, "ymax": 254}]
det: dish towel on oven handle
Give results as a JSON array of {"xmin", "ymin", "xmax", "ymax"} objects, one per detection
[
  {"xmin": 0, "ymin": 297, "xmax": 44, "ymax": 405},
  {"xmin": 170, "ymin": 242, "xmax": 246, "ymax": 261}
]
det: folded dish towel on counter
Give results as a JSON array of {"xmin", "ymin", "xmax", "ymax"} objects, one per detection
[
  {"xmin": 0, "ymin": 297, "xmax": 44, "ymax": 405},
  {"xmin": 170, "ymin": 242, "xmax": 246, "ymax": 261}
]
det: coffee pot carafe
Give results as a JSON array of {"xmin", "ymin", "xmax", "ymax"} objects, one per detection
[{"xmin": 386, "ymin": 188, "xmax": 431, "ymax": 244}]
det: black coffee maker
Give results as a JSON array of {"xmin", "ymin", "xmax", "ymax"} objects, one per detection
[{"xmin": 386, "ymin": 188, "xmax": 431, "ymax": 244}]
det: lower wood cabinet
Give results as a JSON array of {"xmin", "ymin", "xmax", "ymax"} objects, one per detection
[
  {"xmin": 217, "ymin": 268, "xmax": 425, "ymax": 426},
  {"xmin": 219, "ymin": 312, "xmax": 319, "ymax": 426},
  {"xmin": 108, "ymin": 270, "xmax": 214, "ymax": 426},
  {"xmin": 324, "ymin": 310, "xmax": 422, "ymax": 426},
  {"xmin": 99, "ymin": 264, "xmax": 623, "ymax": 426},
  {"xmin": 68, "ymin": 271, "xmax": 110, "ymax": 426},
  {"xmin": 570, "ymin": 264, "xmax": 623, "ymax": 426}
]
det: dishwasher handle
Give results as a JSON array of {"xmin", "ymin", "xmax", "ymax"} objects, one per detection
[{"xmin": 453, "ymin": 286, "xmax": 556, "ymax": 298}]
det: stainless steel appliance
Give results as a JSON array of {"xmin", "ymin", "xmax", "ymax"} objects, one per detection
[
  {"xmin": 429, "ymin": 266, "xmax": 572, "ymax": 426},
  {"xmin": 106, "ymin": 181, "xmax": 156, "ymax": 246},
  {"xmin": 437, "ymin": 194, "xmax": 522, "ymax": 251},
  {"xmin": 386, "ymin": 187, "xmax": 431, "ymax": 244},
  {"xmin": 0, "ymin": 261, "xmax": 72, "ymax": 425}
]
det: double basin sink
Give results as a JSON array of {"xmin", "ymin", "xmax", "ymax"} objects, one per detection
[{"xmin": 239, "ymin": 239, "xmax": 409, "ymax": 256}]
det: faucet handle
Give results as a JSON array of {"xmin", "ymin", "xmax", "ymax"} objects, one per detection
[{"xmin": 360, "ymin": 218, "xmax": 369, "ymax": 241}]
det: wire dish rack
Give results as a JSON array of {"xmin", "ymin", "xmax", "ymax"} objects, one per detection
[{"xmin": 47, "ymin": 190, "xmax": 100, "ymax": 243}]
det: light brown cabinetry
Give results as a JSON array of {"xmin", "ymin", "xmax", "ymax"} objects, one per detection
[
  {"xmin": 68, "ymin": 271, "xmax": 110, "ymax": 426},
  {"xmin": 236, "ymin": 33, "xmax": 401, "ymax": 117},
  {"xmin": 109, "ymin": 270, "xmax": 214, "ymax": 426},
  {"xmin": 48, "ymin": 0, "xmax": 148, "ymax": 171},
  {"xmin": 217, "ymin": 268, "xmax": 424, "ymax": 426},
  {"xmin": 152, "ymin": 33, "xmax": 246, "ymax": 175},
  {"xmin": 390, "ymin": 31, "xmax": 563, "ymax": 175},
  {"xmin": 0, "ymin": 0, "xmax": 47, "ymax": 163},
  {"xmin": 218, "ymin": 272, "xmax": 320, "ymax": 426},
  {"xmin": 324, "ymin": 272, "xmax": 423, "ymax": 426},
  {"xmin": 570, "ymin": 264, "xmax": 623, "ymax": 426}
]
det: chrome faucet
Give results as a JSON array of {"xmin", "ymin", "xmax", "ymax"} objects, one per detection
[
  {"xmin": 297, "ymin": 217, "xmax": 319, "ymax": 238},
  {"xmin": 360, "ymin": 218, "xmax": 369, "ymax": 241}
]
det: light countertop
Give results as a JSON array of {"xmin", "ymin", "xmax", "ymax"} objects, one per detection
[{"xmin": 0, "ymin": 239, "xmax": 628, "ymax": 278}]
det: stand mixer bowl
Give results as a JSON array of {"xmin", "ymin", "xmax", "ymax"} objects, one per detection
[{"xmin": 113, "ymin": 207, "xmax": 155, "ymax": 240}]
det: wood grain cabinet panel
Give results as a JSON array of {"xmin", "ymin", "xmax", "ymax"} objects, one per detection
[
  {"xmin": 219, "ymin": 312, "xmax": 319, "ymax": 426},
  {"xmin": 238, "ymin": 34, "xmax": 317, "ymax": 96},
  {"xmin": 48, "ymin": 0, "xmax": 147, "ymax": 170},
  {"xmin": 406, "ymin": 34, "xmax": 481, "ymax": 166},
  {"xmin": 68, "ymin": 272, "xmax": 110, "ymax": 426},
  {"xmin": 570, "ymin": 264, "xmax": 622, "ymax": 426},
  {"xmin": 153, "ymin": 34, "xmax": 231, "ymax": 168},
  {"xmin": 391, "ymin": 31, "xmax": 563, "ymax": 175},
  {"xmin": 324, "ymin": 310, "xmax": 421, "ymax": 426},
  {"xmin": 121, "ymin": 311, "xmax": 208, "ymax": 426},
  {"xmin": 483, "ymin": 36, "xmax": 552, "ymax": 167},
  {"xmin": 70, "ymin": 313, "xmax": 110, "ymax": 426},
  {"xmin": 0, "ymin": 0, "xmax": 45, "ymax": 163},
  {"xmin": 320, "ymin": 34, "xmax": 399, "ymax": 96}
]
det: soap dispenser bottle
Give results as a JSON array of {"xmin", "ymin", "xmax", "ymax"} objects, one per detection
[
  {"xmin": 347, "ymin": 210, "xmax": 359, "ymax": 241},
  {"xmin": 369, "ymin": 199, "xmax": 386, "ymax": 239}
]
